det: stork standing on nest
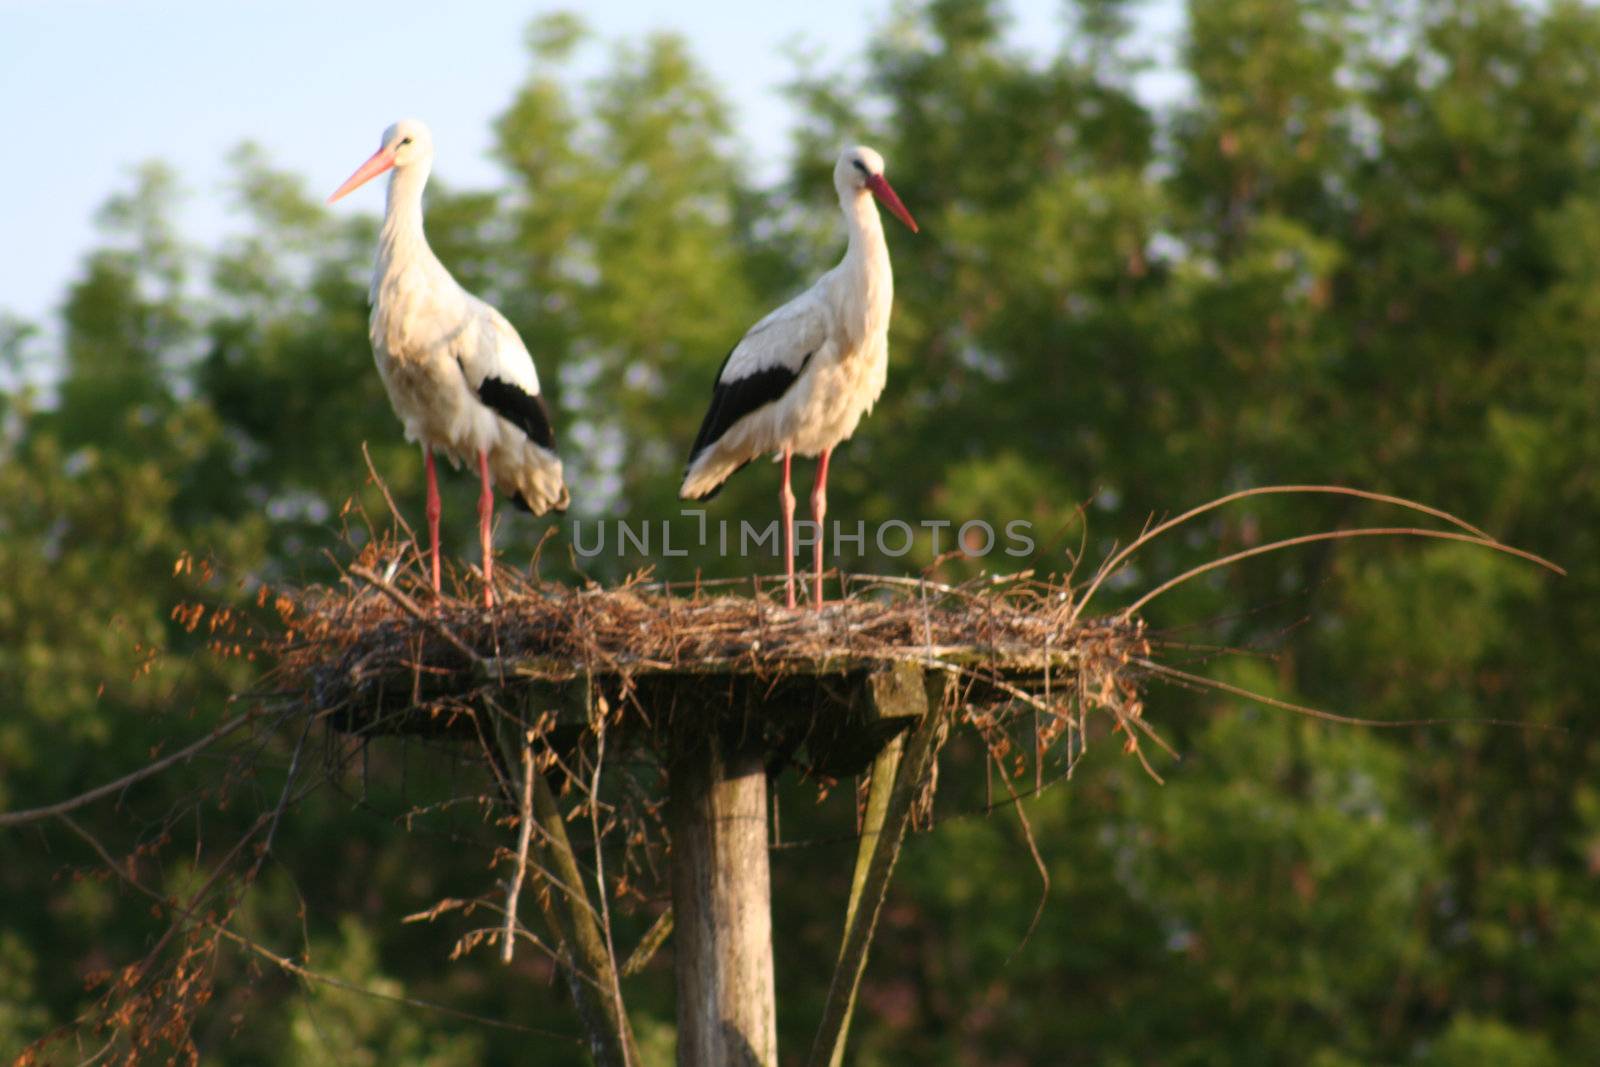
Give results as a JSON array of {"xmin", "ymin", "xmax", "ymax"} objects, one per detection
[
  {"xmin": 328, "ymin": 119, "xmax": 568, "ymax": 607},
  {"xmin": 680, "ymin": 145, "xmax": 919, "ymax": 610}
]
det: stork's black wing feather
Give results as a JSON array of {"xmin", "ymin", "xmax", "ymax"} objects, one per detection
[
  {"xmin": 478, "ymin": 376, "xmax": 557, "ymax": 450},
  {"xmin": 686, "ymin": 349, "xmax": 812, "ymax": 464}
]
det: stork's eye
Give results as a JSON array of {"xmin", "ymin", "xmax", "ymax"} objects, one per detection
[
  {"xmin": 851, "ymin": 159, "xmax": 870, "ymax": 176},
  {"xmin": 400, "ymin": 137, "xmax": 414, "ymax": 146}
]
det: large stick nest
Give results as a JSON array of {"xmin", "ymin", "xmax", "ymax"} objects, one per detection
[{"xmin": 271, "ymin": 558, "xmax": 1161, "ymax": 778}]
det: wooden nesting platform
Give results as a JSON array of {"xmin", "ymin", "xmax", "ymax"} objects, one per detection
[
  {"xmin": 289, "ymin": 569, "xmax": 1144, "ymax": 771},
  {"xmin": 272, "ymin": 570, "xmax": 1149, "ymax": 1067}
]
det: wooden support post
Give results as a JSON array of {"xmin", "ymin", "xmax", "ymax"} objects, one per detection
[
  {"xmin": 808, "ymin": 665, "xmax": 945, "ymax": 1067},
  {"xmin": 531, "ymin": 770, "xmax": 640, "ymax": 1067},
  {"xmin": 670, "ymin": 738, "xmax": 777, "ymax": 1067}
]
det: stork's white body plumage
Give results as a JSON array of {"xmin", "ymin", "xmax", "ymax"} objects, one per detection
[
  {"xmin": 678, "ymin": 205, "xmax": 893, "ymax": 498},
  {"xmin": 369, "ymin": 201, "xmax": 568, "ymax": 514},
  {"xmin": 681, "ymin": 145, "xmax": 918, "ymax": 608},
  {"xmin": 330, "ymin": 119, "xmax": 567, "ymax": 604}
]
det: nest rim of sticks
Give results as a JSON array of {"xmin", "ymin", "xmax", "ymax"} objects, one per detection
[{"xmin": 272, "ymin": 560, "xmax": 1160, "ymax": 782}]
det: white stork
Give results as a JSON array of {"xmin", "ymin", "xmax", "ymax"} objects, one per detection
[
  {"xmin": 680, "ymin": 144, "xmax": 918, "ymax": 609},
  {"xmin": 328, "ymin": 119, "xmax": 568, "ymax": 607}
]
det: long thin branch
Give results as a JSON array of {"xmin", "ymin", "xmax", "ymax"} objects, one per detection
[
  {"xmin": 56, "ymin": 813, "xmax": 577, "ymax": 1042},
  {"xmin": 531, "ymin": 765, "xmax": 640, "ymax": 1067},
  {"xmin": 360, "ymin": 441, "xmax": 421, "ymax": 552},
  {"xmin": 619, "ymin": 908, "xmax": 674, "ymax": 978},
  {"xmin": 1077, "ymin": 485, "xmax": 1513, "ymax": 616},
  {"xmin": 588, "ymin": 706, "xmax": 630, "ymax": 1053},
  {"xmin": 983, "ymin": 729, "xmax": 1049, "ymax": 964},
  {"xmin": 258, "ymin": 716, "xmax": 312, "ymax": 864},
  {"xmin": 0, "ymin": 711, "xmax": 256, "ymax": 829},
  {"xmin": 502, "ymin": 735, "xmax": 535, "ymax": 964},
  {"xmin": 1138, "ymin": 658, "xmax": 1563, "ymax": 732},
  {"xmin": 1122, "ymin": 526, "xmax": 1564, "ymax": 619}
]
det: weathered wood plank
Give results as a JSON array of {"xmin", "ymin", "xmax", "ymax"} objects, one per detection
[
  {"xmin": 808, "ymin": 665, "xmax": 947, "ymax": 1067},
  {"xmin": 841, "ymin": 735, "xmax": 903, "ymax": 937},
  {"xmin": 670, "ymin": 740, "xmax": 777, "ymax": 1067}
]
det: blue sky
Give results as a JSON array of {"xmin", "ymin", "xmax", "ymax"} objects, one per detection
[{"xmin": 0, "ymin": 1, "xmax": 1183, "ymax": 326}]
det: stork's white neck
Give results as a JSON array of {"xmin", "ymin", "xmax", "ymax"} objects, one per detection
[
  {"xmin": 830, "ymin": 188, "xmax": 894, "ymax": 347},
  {"xmin": 842, "ymin": 188, "xmax": 888, "ymax": 264},
  {"xmin": 379, "ymin": 163, "xmax": 431, "ymax": 254},
  {"xmin": 371, "ymin": 161, "xmax": 453, "ymax": 308},
  {"xmin": 841, "ymin": 191, "xmax": 891, "ymax": 296}
]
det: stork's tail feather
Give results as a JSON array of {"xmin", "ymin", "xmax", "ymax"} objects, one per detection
[
  {"xmin": 680, "ymin": 477, "xmax": 724, "ymax": 503},
  {"xmin": 506, "ymin": 446, "xmax": 570, "ymax": 516},
  {"xmin": 512, "ymin": 482, "xmax": 570, "ymax": 515},
  {"xmin": 517, "ymin": 478, "xmax": 569, "ymax": 516},
  {"xmin": 679, "ymin": 449, "xmax": 751, "ymax": 502}
]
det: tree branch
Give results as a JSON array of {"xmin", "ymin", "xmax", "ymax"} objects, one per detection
[{"xmin": 0, "ymin": 711, "xmax": 256, "ymax": 829}]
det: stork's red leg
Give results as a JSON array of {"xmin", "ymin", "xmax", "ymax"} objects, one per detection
[
  {"xmin": 780, "ymin": 447, "xmax": 796, "ymax": 610},
  {"xmin": 810, "ymin": 447, "xmax": 831, "ymax": 610},
  {"xmin": 424, "ymin": 446, "xmax": 442, "ymax": 595},
  {"xmin": 477, "ymin": 449, "xmax": 495, "ymax": 608}
]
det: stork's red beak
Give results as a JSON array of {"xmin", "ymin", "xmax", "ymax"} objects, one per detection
[
  {"xmin": 327, "ymin": 145, "xmax": 397, "ymax": 204},
  {"xmin": 866, "ymin": 173, "xmax": 918, "ymax": 233}
]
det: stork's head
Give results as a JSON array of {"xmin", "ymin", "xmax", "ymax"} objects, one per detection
[
  {"xmin": 835, "ymin": 145, "xmax": 918, "ymax": 233},
  {"xmin": 327, "ymin": 118, "xmax": 434, "ymax": 204}
]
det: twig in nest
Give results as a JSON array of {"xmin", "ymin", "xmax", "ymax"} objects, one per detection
[
  {"xmin": 361, "ymin": 442, "xmax": 423, "ymax": 572},
  {"xmin": 348, "ymin": 563, "xmax": 482, "ymax": 664}
]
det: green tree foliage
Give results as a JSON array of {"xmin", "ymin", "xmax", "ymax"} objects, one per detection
[{"xmin": 2, "ymin": 1, "xmax": 1597, "ymax": 1063}]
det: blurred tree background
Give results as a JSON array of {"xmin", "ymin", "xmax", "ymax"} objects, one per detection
[{"xmin": 3, "ymin": 0, "xmax": 1598, "ymax": 1063}]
